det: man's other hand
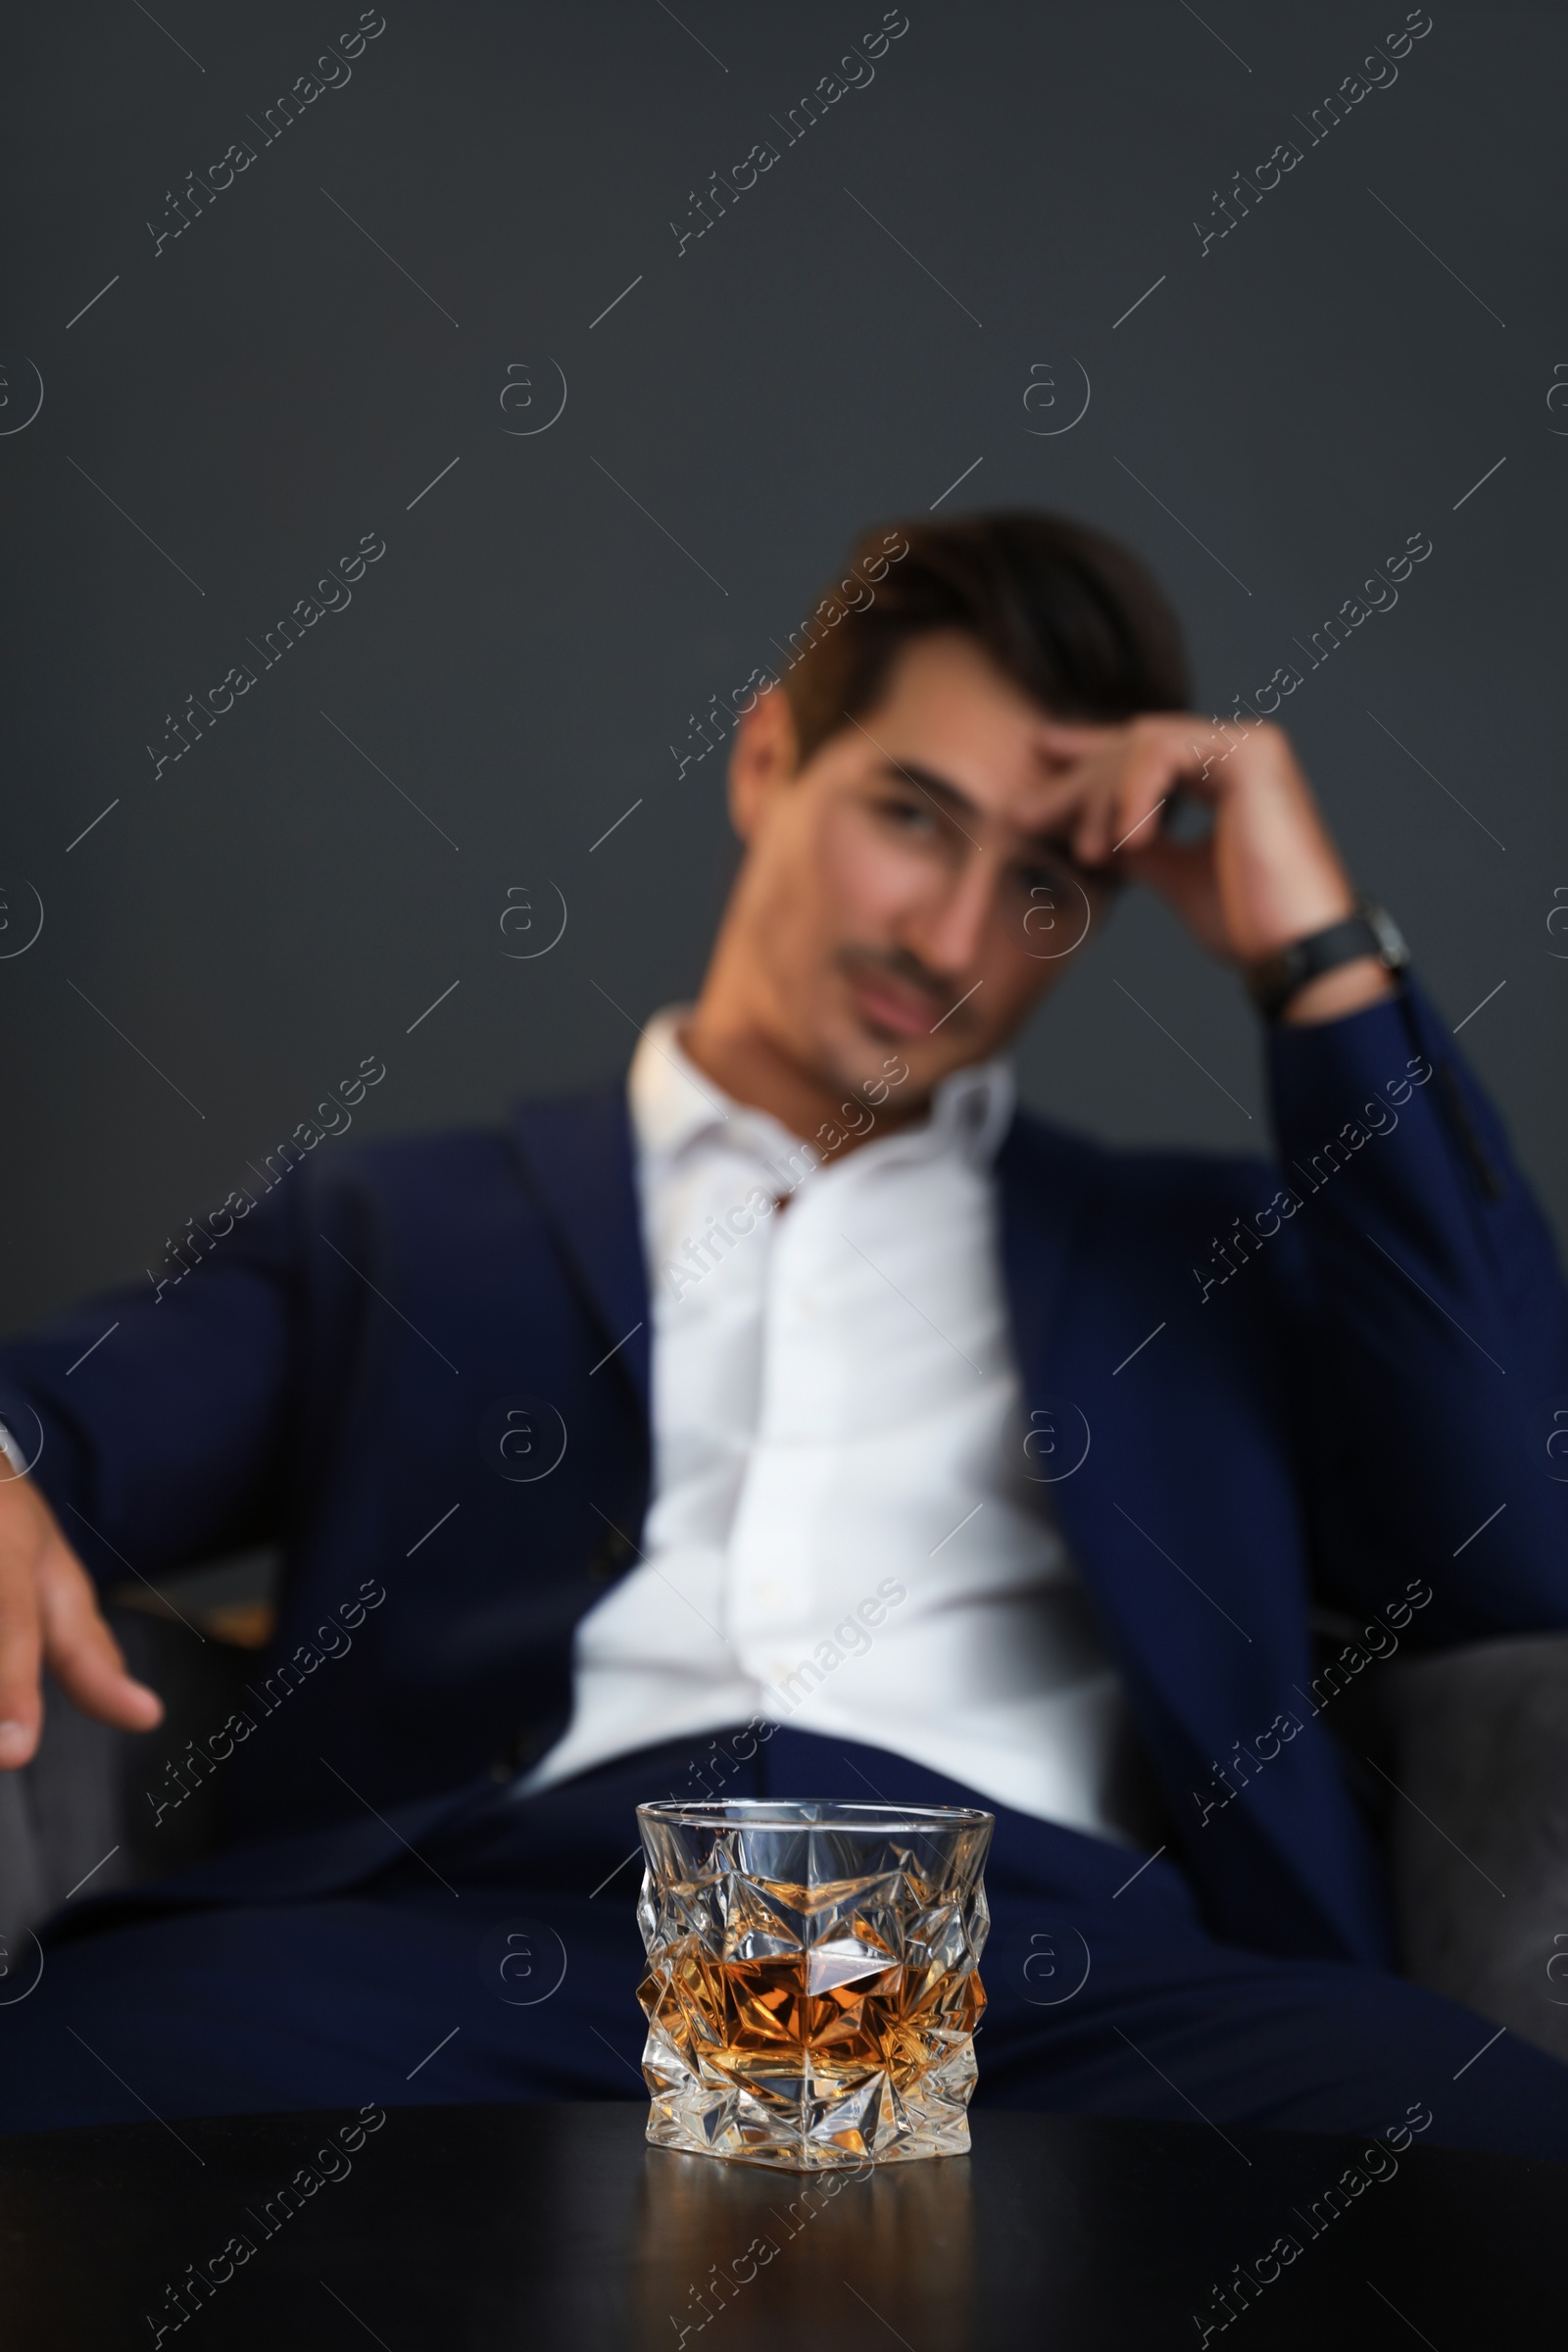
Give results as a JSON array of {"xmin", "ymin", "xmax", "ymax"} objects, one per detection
[
  {"xmin": 1029, "ymin": 713, "xmax": 1396, "ymax": 1025},
  {"xmin": 0, "ymin": 1457, "xmax": 164, "ymax": 1768}
]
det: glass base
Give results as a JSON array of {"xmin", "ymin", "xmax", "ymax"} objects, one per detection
[{"xmin": 641, "ymin": 2027, "xmax": 980, "ymax": 2170}]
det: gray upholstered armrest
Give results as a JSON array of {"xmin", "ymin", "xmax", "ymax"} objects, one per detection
[
  {"xmin": 0, "ymin": 1665, "xmax": 123, "ymax": 1946},
  {"xmin": 1369, "ymin": 1632, "xmax": 1568, "ymax": 2062},
  {"xmin": 0, "ymin": 1549, "xmax": 279, "ymax": 1945},
  {"xmin": 0, "ymin": 1767, "xmax": 48, "ymax": 1947}
]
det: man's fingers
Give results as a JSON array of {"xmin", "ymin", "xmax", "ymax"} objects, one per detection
[
  {"xmin": 0, "ymin": 1644, "xmax": 42, "ymax": 1764},
  {"xmin": 0, "ymin": 1501, "xmax": 46, "ymax": 1764},
  {"xmin": 37, "ymin": 1544, "xmax": 164, "ymax": 1734},
  {"xmin": 1074, "ymin": 738, "xmax": 1172, "ymax": 866},
  {"xmin": 1068, "ymin": 717, "xmax": 1246, "ymax": 866},
  {"xmin": 0, "ymin": 1474, "xmax": 164, "ymax": 1764},
  {"xmin": 1105, "ymin": 777, "xmax": 1172, "ymax": 858}
]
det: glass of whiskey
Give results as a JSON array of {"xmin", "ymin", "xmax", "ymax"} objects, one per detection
[{"xmin": 635, "ymin": 1796, "xmax": 993, "ymax": 2171}]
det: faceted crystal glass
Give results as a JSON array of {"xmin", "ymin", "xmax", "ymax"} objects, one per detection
[{"xmin": 635, "ymin": 1796, "xmax": 993, "ymax": 2170}]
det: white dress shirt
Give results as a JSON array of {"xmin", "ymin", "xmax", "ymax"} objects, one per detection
[{"xmin": 517, "ymin": 1010, "xmax": 1154, "ymax": 1845}]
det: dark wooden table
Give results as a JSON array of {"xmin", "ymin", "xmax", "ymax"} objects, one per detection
[{"xmin": 0, "ymin": 2100, "xmax": 1558, "ymax": 2347}]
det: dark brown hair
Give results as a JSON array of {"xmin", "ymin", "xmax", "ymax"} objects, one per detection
[{"xmin": 781, "ymin": 510, "xmax": 1190, "ymax": 765}]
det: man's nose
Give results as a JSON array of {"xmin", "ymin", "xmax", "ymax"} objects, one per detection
[{"xmin": 906, "ymin": 851, "xmax": 1000, "ymax": 977}]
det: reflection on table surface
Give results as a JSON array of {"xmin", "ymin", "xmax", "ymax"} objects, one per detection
[{"xmin": 631, "ymin": 2139, "xmax": 976, "ymax": 2350}]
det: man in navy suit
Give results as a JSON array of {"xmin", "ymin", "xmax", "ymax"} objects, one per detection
[{"xmin": 2, "ymin": 513, "xmax": 1566, "ymax": 2156}]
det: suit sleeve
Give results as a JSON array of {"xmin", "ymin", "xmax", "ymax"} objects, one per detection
[
  {"xmin": 1264, "ymin": 974, "xmax": 1568, "ymax": 1643},
  {"xmin": 0, "ymin": 1176, "xmax": 304, "ymax": 1591}
]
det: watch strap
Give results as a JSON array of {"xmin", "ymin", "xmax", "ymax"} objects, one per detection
[{"xmin": 1246, "ymin": 899, "xmax": 1409, "ymax": 1021}]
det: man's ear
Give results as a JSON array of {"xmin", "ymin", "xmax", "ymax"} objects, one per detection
[{"xmin": 727, "ymin": 684, "xmax": 799, "ymax": 842}]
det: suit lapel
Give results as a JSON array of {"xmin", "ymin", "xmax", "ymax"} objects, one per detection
[
  {"xmin": 508, "ymin": 1081, "xmax": 651, "ymax": 1418},
  {"xmin": 994, "ymin": 1108, "xmax": 1098, "ymax": 1377},
  {"xmin": 997, "ymin": 1107, "xmax": 1392, "ymax": 1966}
]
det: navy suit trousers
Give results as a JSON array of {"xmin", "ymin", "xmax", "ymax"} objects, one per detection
[{"xmin": 5, "ymin": 1729, "xmax": 1566, "ymax": 2162}]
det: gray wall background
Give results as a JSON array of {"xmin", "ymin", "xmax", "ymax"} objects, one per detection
[{"xmin": 2, "ymin": 0, "xmax": 1564, "ymax": 1334}]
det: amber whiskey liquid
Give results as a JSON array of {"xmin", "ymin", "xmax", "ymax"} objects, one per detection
[{"xmin": 640, "ymin": 1933, "xmax": 984, "ymax": 2096}]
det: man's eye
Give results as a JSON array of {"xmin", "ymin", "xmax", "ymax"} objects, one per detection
[{"xmin": 877, "ymin": 797, "xmax": 937, "ymax": 834}]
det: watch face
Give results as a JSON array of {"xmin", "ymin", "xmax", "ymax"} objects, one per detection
[{"xmin": 1363, "ymin": 904, "xmax": 1409, "ymax": 965}]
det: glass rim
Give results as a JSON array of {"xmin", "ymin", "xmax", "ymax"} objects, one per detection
[{"xmin": 636, "ymin": 1796, "xmax": 994, "ymax": 1835}]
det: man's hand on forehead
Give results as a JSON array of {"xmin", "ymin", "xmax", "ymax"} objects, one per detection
[
  {"xmin": 1012, "ymin": 711, "xmax": 1211, "ymax": 858},
  {"xmin": 1003, "ymin": 711, "xmax": 1386, "ymax": 1008}
]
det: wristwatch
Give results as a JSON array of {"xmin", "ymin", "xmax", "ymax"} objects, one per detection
[{"xmin": 1245, "ymin": 899, "xmax": 1409, "ymax": 1021}]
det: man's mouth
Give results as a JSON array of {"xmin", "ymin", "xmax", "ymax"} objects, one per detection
[{"xmin": 842, "ymin": 958, "xmax": 951, "ymax": 1039}]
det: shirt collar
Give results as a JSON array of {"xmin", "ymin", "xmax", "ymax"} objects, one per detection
[{"xmin": 628, "ymin": 1006, "xmax": 1014, "ymax": 1177}]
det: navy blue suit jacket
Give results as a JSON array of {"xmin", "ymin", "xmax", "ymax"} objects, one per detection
[{"xmin": 5, "ymin": 981, "xmax": 1566, "ymax": 1972}]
